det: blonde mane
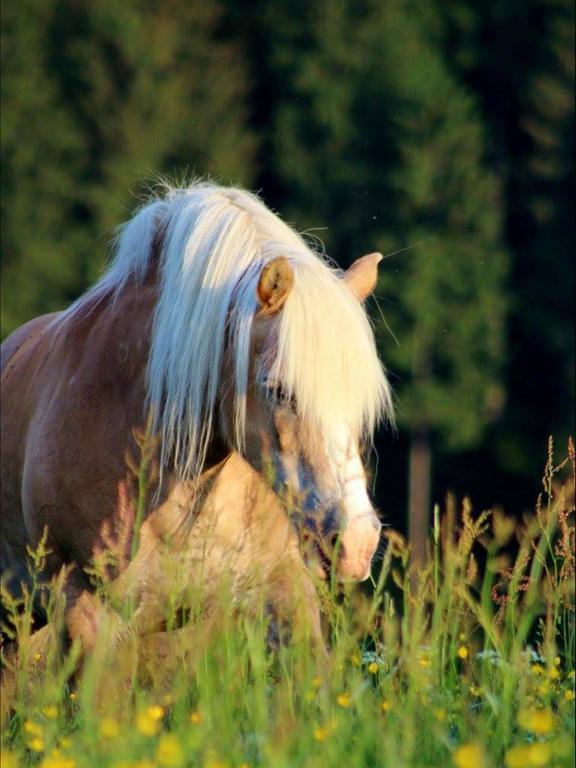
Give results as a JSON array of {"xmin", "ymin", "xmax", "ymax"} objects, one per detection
[{"xmin": 60, "ymin": 182, "xmax": 393, "ymax": 479}]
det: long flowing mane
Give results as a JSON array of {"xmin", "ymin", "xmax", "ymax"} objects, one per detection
[{"xmin": 58, "ymin": 182, "xmax": 393, "ymax": 479}]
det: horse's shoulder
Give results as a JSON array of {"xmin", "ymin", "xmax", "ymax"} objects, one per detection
[{"xmin": 0, "ymin": 312, "xmax": 61, "ymax": 375}]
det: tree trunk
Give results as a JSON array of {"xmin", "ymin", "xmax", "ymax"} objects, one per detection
[{"xmin": 408, "ymin": 429, "xmax": 432, "ymax": 568}]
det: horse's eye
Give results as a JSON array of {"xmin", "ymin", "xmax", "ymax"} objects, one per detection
[{"xmin": 264, "ymin": 382, "xmax": 296, "ymax": 410}]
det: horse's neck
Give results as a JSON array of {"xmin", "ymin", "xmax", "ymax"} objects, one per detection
[
  {"xmin": 199, "ymin": 452, "xmax": 297, "ymax": 575},
  {"xmin": 112, "ymin": 452, "xmax": 297, "ymax": 631},
  {"xmin": 62, "ymin": 279, "xmax": 231, "ymax": 467},
  {"xmin": 64, "ymin": 282, "xmax": 276, "ymax": 544},
  {"xmin": 150, "ymin": 452, "xmax": 294, "ymax": 558}
]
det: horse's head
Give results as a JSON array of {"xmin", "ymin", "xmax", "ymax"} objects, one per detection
[
  {"xmin": 141, "ymin": 184, "xmax": 392, "ymax": 580},
  {"xmin": 222, "ymin": 253, "xmax": 389, "ymax": 582}
]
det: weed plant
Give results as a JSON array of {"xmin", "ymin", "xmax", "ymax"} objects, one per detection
[{"xmin": 1, "ymin": 439, "xmax": 574, "ymax": 768}]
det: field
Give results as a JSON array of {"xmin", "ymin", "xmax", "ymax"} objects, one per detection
[{"xmin": 1, "ymin": 440, "xmax": 574, "ymax": 768}]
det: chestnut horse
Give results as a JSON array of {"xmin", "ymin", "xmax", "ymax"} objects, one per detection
[{"xmin": 0, "ymin": 182, "xmax": 393, "ymax": 656}]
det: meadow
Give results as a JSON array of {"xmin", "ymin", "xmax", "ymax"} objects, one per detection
[{"xmin": 1, "ymin": 438, "xmax": 574, "ymax": 768}]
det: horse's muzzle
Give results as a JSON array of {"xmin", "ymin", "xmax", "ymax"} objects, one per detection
[
  {"xmin": 337, "ymin": 512, "xmax": 382, "ymax": 581},
  {"xmin": 304, "ymin": 506, "xmax": 381, "ymax": 582}
]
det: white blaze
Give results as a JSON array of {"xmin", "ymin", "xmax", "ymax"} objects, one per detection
[
  {"xmin": 326, "ymin": 423, "xmax": 381, "ymax": 581},
  {"xmin": 327, "ymin": 423, "xmax": 372, "ymax": 519}
]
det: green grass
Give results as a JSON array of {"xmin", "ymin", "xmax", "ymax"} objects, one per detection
[{"xmin": 1, "ymin": 439, "xmax": 574, "ymax": 768}]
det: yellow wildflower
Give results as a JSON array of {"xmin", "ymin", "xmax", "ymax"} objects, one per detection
[
  {"xmin": 418, "ymin": 654, "xmax": 430, "ymax": 669},
  {"xmin": 453, "ymin": 742, "xmax": 485, "ymax": 768},
  {"xmin": 457, "ymin": 646, "xmax": 469, "ymax": 660},
  {"xmin": 313, "ymin": 727, "xmax": 328, "ymax": 742},
  {"xmin": 148, "ymin": 705, "xmax": 164, "ymax": 720},
  {"xmin": 381, "ymin": 700, "xmax": 392, "ymax": 713},
  {"xmin": 34, "ymin": 653, "xmax": 42, "ymax": 662},
  {"xmin": 538, "ymin": 681, "xmax": 550, "ymax": 695},
  {"xmin": 506, "ymin": 742, "xmax": 551, "ymax": 768},
  {"xmin": 458, "ymin": 632, "xmax": 467, "ymax": 641},
  {"xmin": 42, "ymin": 705, "xmax": 58, "ymax": 720},
  {"xmin": 367, "ymin": 661, "xmax": 379, "ymax": 674},
  {"xmin": 24, "ymin": 721, "xmax": 43, "ymax": 737},
  {"xmin": 99, "ymin": 717, "xmax": 120, "ymax": 740},
  {"xmin": 554, "ymin": 656, "xmax": 561, "ymax": 666},
  {"xmin": 527, "ymin": 743, "xmax": 551, "ymax": 767},
  {"xmin": 156, "ymin": 734, "xmax": 184, "ymax": 767},
  {"xmin": 311, "ymin": 675, "xmax": 322, "ymax": 688},
  {"xmin": 517, "ymin": 707, "xmax": 555, "ymax": 734},
  {"xmin": 564, "ymin": 689, "xmax": 575, "ymax": 701},
  {"xmin": 40, "ymin": 752, "xmax": 75, "ymax": 768},
  {"xmin": 505, "ymin": 745, "xmax": 531, "ymax": 768},
  {"xmin": 190, "ymin": 710, "xmax": 202, "ymax": 724},
  {"xmin": 337, "ymin": 692, "xmax": 351, "ymax": 708},
  {"xmin": 0, "ymin": 751, "xmax": 19, "ymax": 768},
  {"xmin": 548, "ymin": 667, "xmax": 560, "ymax": 680},
  {"xmin": 350, "ymin": 653, "xmax": 361, "ymax": 667},
  {"xmin": 28, "ymin": 737, "xmax": 45, "ymax": 753},
  {"xmin": 136, "ymin": 709, "xmax": 161, "ymax": 737},
  {"xmin": 69, "ymin": 692, "xmax": 77, "ymax": 702},
  {"xmin": 469, "ymin": 685, "xmax": 482, "ymax": 698},
  {"xmin": 531, "ymin": 664, "xmax": 544, "ymax": 675},
  {"xmin": 434, "ymin": 708, "xmax": 447, "ymax": 722}
]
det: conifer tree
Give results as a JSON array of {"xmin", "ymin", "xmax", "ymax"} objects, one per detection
[
  {"xmin": 1, "ymin": 0, "xmax": 86, "ymax": 335},
  {"xmin": 1, "ymin": 0, "xmax": 255, "ymax": 336},
  {"xmin": 518, "ymin": 0, "xmax": 575, "ymax": 459},
  {"xmin": 229, "ymin": 0, "xmax": 508, "ymax": 561},
  {"xmin": 420, "ymin": 0, "xmax": 575, "ymax": 488}
]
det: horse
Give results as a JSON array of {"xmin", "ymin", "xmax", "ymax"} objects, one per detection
[{"xmin": 0, "ymin": 181, "xmax": 393, "ymax": 665}]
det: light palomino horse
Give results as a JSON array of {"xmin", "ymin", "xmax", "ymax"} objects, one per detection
[{"xmin": 0, "ymin": 182, "xmax": 393, "ymax": 668}]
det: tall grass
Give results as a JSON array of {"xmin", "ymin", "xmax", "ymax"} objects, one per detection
[{"xmin": 1, "ymin": 438, "xmax": 574, "ymax": 768}]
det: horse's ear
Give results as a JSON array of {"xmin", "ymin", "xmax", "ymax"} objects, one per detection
[
  {"xmin": 342, "ymin": 252, "xmax": 382, "ymax": 302},
  {"xmin": 257, "ymin": 257, "xmax": 294, "ymax": 314}
]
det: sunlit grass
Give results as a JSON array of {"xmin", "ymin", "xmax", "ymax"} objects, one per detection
[{"xmin": 1, "ymin": 438, "xmax": 574, "ymax": 767}]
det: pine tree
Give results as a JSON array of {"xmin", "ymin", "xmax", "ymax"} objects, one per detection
[
  {"xmin": 363, "ymin": 4, "xmax": 507, "ymax": 564},
  {"xmin": 519, "ymin": 0, "xmax": 575, "ymax": 461},
  {"xmin": 1, "ymin": 0, "xmax": 256, "ymax": 336},
  {"xmin": 226, "ymin": 0, "xmax": 508, "ymax": 561},
  {"xmin": 1, "ymin": 0, "xmax": 86, "ymax": 336},
  {"xmin": 419, "ymin": 0, "xmax": 575, "ymax": 492}
]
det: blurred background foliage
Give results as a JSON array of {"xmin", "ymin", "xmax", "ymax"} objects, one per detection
[{"xmin": 1, "ymin": 0, "xmax": 574, "ymax": 537}]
